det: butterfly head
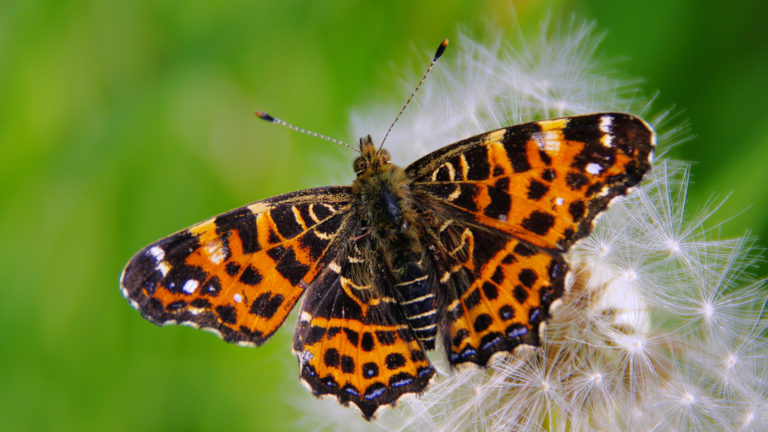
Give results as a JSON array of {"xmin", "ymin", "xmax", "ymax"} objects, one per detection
[
  {"xmin": 351, "ymin": 134, "xmax": 414, "ymax": 244},
  {"xmin": 353, "ymin": 135, "xmax": 391, "ymax": 176}
]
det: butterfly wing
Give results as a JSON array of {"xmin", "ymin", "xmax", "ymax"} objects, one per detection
[
  {"xmin": 424, "ymin": 216, "xmax": 566, "ymax": 365},
  {"xmin": 408, "ymin": 113, "xmax": 655, "ymax": 251},
  {"xmin": 408, "ymin": 113, "xmax": 655, "ymax": 366},
  {"xmin": 120, "ymin": 187, "xmax": 353, "ymax": 346},
  {"xmin": 293, "ymin": 233, "xmax": 435, "ymax": 420}
]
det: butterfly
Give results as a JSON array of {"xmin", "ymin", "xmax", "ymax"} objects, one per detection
[
  {"xmin": 121, "ymin": 32, "xmax": 654, "ymax": 422},
  {"xmin": 120, "ymin": 107, "xmax": 655, "ymax": 419}
]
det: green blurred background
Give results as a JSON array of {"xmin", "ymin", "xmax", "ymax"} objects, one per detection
[{"xmin": 2, "ymin": 1, "xmax": 766, "ymax": 431}]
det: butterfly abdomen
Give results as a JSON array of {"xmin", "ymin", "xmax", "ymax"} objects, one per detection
[{"xmin": 392, "ymin": 260, "xmax": 437, "ymax": 349}]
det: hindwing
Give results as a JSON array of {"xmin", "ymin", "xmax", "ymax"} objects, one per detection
[
  {"xmin": 120, "ymin": 187, "xmax": 353, "ymax": 346},
  {"xmin": 425, "ymin": 217, "xmax": 566, "ymax": 366},
  {"xmin": 293, "ymin": 234, "xmax": 435, "ymax": 420}
]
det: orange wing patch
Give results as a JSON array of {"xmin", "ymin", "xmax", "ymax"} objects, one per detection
[{"xmin": 120, "ymin": 187, "xmax": 352, "ymax": 346}]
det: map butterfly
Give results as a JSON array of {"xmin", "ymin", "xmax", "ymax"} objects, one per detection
[{"xmin": 120, "ymin": 40, "xmax": 655, "ymax": 419}]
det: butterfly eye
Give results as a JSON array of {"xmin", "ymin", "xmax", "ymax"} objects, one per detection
[{"xmin": 353, "ymin": 157, "xmax": 367, "ymax": 174}]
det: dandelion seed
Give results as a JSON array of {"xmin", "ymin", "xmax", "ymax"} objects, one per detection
[{"xmin": 666, "ymin": 238, "xmax": 681, "ymax": 254}]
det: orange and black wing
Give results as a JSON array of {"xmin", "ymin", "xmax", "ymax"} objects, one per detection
[
  {"xmin": 120, "ymin": 186, "xmax": 353, "ymax": 346},
  {"xmin": 408, "ymin": 113, "xmax": 655, "ymax": 366},
  {"xmin": 293, "ymin": 233, "xmax": 435, "ymax": 420},
  {"xmin": 424, "ymin": 216, "xmax": 566, "ymax": 366}
]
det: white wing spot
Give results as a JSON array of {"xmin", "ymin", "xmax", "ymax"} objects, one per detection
[
  {"xmin": 446, "ymin": 186, "xmax": 461, "ymax": 201},
  {"xmin": 299, "ymin": 350, "xmax": 314, "ymax": 363},
  {"xmin": 233, "ymin": 293, "xmax": 243, "ymax": 303},
  {"xmin": 599, "ymin": 115, "xmax": 613, "ymax": 133},
  {"xmin": 158, "ymin": 262, "xmax": 170, "ymax": 277},
  {"xmin": 313, "ymin": 230, "xmax": 335, "ymax": 241},
  {"xmin": 307, "ymin": 205, "xmax": 320, "ymax": 224},
  {"xmin": 459, "ymin": 154, "xmax": 469, "ymax": 180},
  {"xmin": 439, "ymin": 219, "xmax": 453, "ymax": 233},
  {"xmin": 308, "ymin": 204, "xmax": 336, "ymax": 224},
  {"xmin": 148, "ymin": 246, "xmax": 165, "ymax": 262},
  {"xmin": 182, "ymin": 279, "xmax": 199, "ymax": 294},
  {"xmin": 600, "ymin": 134, "xmax": 613, "ymax": 148},
  {"xmin": 205, "ymin": 239, "xmax": 226, "ymax": 264},
  {"xmin": 586, "ymin": 163, "xmax": 602, "ymax": 175},
  {"xmin": 555, "ymin": 197, "xmax": 564, "ymax": 206},
  {"xmin": 440, "ymin": 271, "xmax": 451, "ymax": 284},
  {"xmin": 431, "ymin": 162, "xmax": 456, "ymax": 182},
  {"xmin": 292, "ymin": 206, "xmax": 308, "ymax": 230},
  {"xmin": 328, "ymin": 262, "xmax": 342, "ymax": 273},
  {"xmin": 532, "ymin": 131, "xmax": 561, "ymax": 153}
]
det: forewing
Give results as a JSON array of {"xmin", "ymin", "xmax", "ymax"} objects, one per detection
[
  {"xmin": 120, "ymin": 187, "xmax": 353, "ymax": 346},
  {"xmin": 408, "ymin": 113, "xmax": 655, "ymax": 250},
  {"xmin": 293, "ymin": 234, "xmax": 435, "ymax": 420}
]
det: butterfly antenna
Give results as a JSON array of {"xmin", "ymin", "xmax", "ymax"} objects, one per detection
[
  {"xmin": 379, "ymin": 39, "xmax": 449, "ymax": 150},
  {"xmin": 255, "ymin": 111, "xmax": 358, "ymax": 153}
]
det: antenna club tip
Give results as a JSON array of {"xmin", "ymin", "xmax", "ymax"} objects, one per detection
[
  {"xmin": 435, "ymin": 39, "xmax": 449, "ymax": 59},
  {"xmin": 255, "ymin": 111, "xmax": 275, "ymax": 122}
]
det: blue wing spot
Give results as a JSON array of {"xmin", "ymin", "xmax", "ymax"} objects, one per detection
[
  {"xmin": 364, "ymin": 384, "xmax": 387, "ymax": 400},
  {"xmin": 343, "ymin": 386, "xmax": 360, "ymax": 397},
  {"xmin": 460, "ymin": 347, "xmax": 477, "ymax": 359},
  {"xmin": 481, "ymin": 335, "xmax": 502, "ymax": 350},
  {"xmin": 529, "ymin": 307, "xmax": 542, "ymax": 324},
  {"xmin": 391, "ymin": 378, "xmax": 413, "ymax": 388},
  {"xmin": 506, "ymin": 324, "xmax": 528, "ymax": 339},
  {"xmin": 418, "ymin": 366, "xmax": 434, "ymax": 379}
]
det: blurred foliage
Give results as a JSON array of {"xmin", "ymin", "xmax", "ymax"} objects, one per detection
[{"xmin": 1, "ymin": 1, "xmax": 765, "ymax": 431}]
